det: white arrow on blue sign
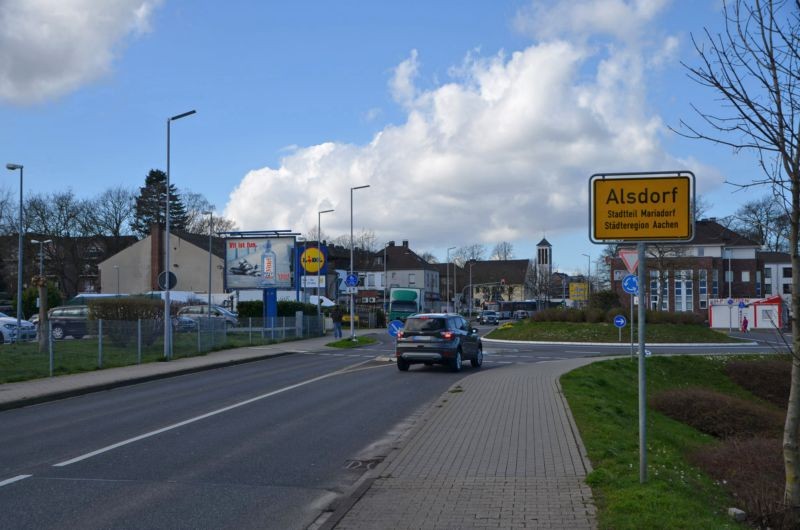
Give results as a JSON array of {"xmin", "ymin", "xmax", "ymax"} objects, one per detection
[
  {"xmin": 388, "ymin": 320, "xmax": 404, "ymax": 337},
  {"xmin": 613, "ymin": 315, "xmax": 627, "ymax": 328},
  {"xmin": 622, "ymin": 274, "xmax": 639, "ymax": 295}
]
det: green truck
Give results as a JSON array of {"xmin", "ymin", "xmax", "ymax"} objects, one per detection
[{"xmin": 388, "ymin": 287, "xmax": 423, "ymax": 322}]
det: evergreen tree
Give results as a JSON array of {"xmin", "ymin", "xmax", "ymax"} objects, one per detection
[{"xmin": 132, "ymin": 169, "xmax": 189, "ymax": 236}]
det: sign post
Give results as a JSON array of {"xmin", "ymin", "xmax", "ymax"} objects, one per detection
[
  {"xmin": 590, "ymin": 171, "xmax": 695, "ymax": 485},
  {"xmin": 622, "ymin": 274, "xmax": 639, "ymax": 359}
]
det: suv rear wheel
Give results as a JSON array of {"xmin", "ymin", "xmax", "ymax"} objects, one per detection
[
  {"xmin": 451, "ymin": 349, "xmax": 463, "ymax": 372},
  {"xmin": 397, "ymin": 357, "xmax": 410, "ymax": 371},
  {"xmin": 471, "ymin": 346, "xmax": 483, "ymax": 368}
]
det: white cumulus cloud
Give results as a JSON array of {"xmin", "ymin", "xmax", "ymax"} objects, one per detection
[
  {"xmin": 0, "ymin": 0, "xmax": 162, "ymax": 104},
  {"xmin": 224, "ymin": 1, "xmax": 718, "ymax": 253}
]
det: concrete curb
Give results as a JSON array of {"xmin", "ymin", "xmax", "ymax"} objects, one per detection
[{"xmin": 482, "ymin": 338, "xmax": 759, "ymax": 347}]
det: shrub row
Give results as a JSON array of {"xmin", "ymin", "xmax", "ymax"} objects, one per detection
[
  {"xmin": 236, "ymin": 300, "xmax": 319, "ymax": 318},
  {"xmin": 531, "ymin": 307, "xmax": 706, "ymax": 325}
]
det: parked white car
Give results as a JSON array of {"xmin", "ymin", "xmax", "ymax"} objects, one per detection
[{"xmin": 0, "ymin": 312, "xmax": 37, "ymax": 343}]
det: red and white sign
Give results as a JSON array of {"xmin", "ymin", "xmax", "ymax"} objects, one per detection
[{"xmin": 619, "ymin": 250, "xmax": 639, "ymax": 274}]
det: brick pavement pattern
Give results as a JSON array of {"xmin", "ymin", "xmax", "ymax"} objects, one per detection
[{"xmin": 333, "ymin": 359, "xmax": 598, "ymax": 529}]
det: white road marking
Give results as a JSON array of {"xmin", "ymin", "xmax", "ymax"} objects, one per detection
[
  {"xmin": 54, "ymin": 365, "xmax": 361, "ymax": 468},
  {"xmin": 0, "ymin": 475, "xmax": 31, "ymax": 488}
]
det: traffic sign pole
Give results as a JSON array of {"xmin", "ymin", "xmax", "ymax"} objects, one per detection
[{"xmin": 637, "ymin": 242, "xmax": 647, "ymax": 484}]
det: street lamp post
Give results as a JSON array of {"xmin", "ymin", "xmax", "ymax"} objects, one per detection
[
  {"xmin": 446, "ymin": 247, "xmax": 456, "ymax": 312},
  {"xmin": 582, "ymin": 253, "xmax": 591, "ymax": 304},
  {"xmin": 6, "ymin": 163, "xmax": 23, "ymax": 338},
  {"xmin": 350, "ymin": 185, "xmax": 370, "ymax": 341},
  {"xmin": 114, "ymin": 265, "xmax": 120, "ymax": 295},
  {"xmin": 383, "ymin": 242, "xmax": 390, "ymax": 314},
  {"xmin": 204, "ymin": 210, "xmax": 214, "ymax": 311},
  {"xmin": 317, "ymin": 208, "xmax": 334, "ymax": 323},
  {"xmin": 467, "ymin": 260, "xmax": 476, "ymax": 318},
  {"xmin": 164, "ymin": 109, "xmax": 196, "ymax": 359}
]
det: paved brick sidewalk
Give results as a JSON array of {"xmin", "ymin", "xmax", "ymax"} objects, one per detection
[{"xmin": 329, "ymin": 359, "xmax": 599, "ymax": 529}]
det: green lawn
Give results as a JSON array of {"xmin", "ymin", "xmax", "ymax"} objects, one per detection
[
  {"xmin": 486, "ymin": 320, "xmax": 743, "ymax": 343},
  {"xmin": 561, "ymin": 356, "xmax": 761, "ymax": 529},
  {"xmin": 326, "ymin": 336, "xmax": 378, "ymax": 348}
]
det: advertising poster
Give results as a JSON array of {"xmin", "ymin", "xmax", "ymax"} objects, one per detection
[{"xmin": 225, "ymin": 237, "xmax": 295, "ymax": 289}]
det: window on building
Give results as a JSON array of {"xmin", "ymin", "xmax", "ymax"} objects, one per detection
[
  {"xmin": 409, "ymin": 273, "xmax": 416, "ymax": 285},
  {"xmin": 756, "ymin": 271, "xmax": 762, "ymax": 297},
  {"xmin": 712, "ymin": 269, "xmax": 719, "ymax": 297},
  {"xmin": 741, "ymin": 271, "xmax": 750, "ymax": 283},
  {"xmin": 697, "ymin": 247, "xmax": 705, "ymax": 257},
  {"xmin": 765, "ymin": 268, "xmax": 772, "ymax": 278},
  {"xmin": 698, "ymin": 270, "xmax": 708, "ymax": 309},
  {"xmin": 783, "ymin": 283, "xmax": 792, "ymax": 294},
  {"xmin": 674, "ymin": 270, "xmax": 693, "ymax": 312},
  {"xmin": 783, "ymin": 267, "xmax": 792, "ymax": 278},
  {"xmin": 613, "ymin": 270, "xmax": 625, "ymax": 280},
  {"xmin": 765, "ymin": 283, "xmax": 772, "ymax": 295}
]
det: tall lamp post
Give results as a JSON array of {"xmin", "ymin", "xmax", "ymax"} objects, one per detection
[
  {"xmin": 317, "ymin": 208, "xmax": 334, "ymax": 321},
  {"xmin": 203, "ymin": 210, "xmax": 214, "ymax": 311},
  {"xmin": 164, "ymin": 109, "xmax": 196, "ymax": 359},
  {"xmin": 446, "ymin": 247, "xmax": 456, "ymax": 312},
  {"xmin": 113, "ymin": 265, "xmax": 120, "ymax": 295},
  {"xmin": 6, "ymin": 163, "xmax": 23, "ymax": 337},
  {"xmin": 383, "ymin": 242, "xmax": 390, "ymax": 313},
  {"xmin": 350, "ymin": 184, "xmax": 370, "ymax": 340},
  {"xmin": 582, "ymin": 253, "xmax": 591, "ymax": 305},
  {"xmin": 467, "ymin": 259, "xmax": 476, "ymax": 318}
]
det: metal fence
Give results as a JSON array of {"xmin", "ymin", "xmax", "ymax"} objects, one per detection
[{"xmin": 0, "ymin": 314, "xmax": 326, "ymax": 383}]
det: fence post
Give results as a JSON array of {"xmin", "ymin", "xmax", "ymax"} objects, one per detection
[
  {"xmin": 295, "ymin": 311, "xmax": 303, "ymax": 338},
  {"xmin": 48, "ymin": 320, "xmax": 53, "ymax": 377},
  {"xmin": 98, "ymin": 319, "xmax": 103, "ymax": 369},
  {"xmin": 249, "ymin": 317, "xmax": 253, "ymax": 344},
  {"xmin": 137, "ymin": 319, "xmax": 142, "ymax": 364}
]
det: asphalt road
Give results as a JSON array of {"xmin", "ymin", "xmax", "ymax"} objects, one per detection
[
  {"xmin": 0, "ymin": 327, "xmax": 788, "ymax": 529},
  {"xmin": 0, "ymin": 338, "xmax": 470, "ymax": 530}
]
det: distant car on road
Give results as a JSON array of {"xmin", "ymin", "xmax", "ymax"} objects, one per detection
[
  {"xmin": 478, "ymin": 310, "xmax": 499, "ymax": 325},
  {"xmin": 395, "ymin": 313, "xmax": 483, "ymax": 372},
  {"xmin": 0, "ymin": 312, "xmax": 36, "ymax": 343},
  {"xmin": 512, "ymin": 310, "xmax": 531, "ymax": 321}
]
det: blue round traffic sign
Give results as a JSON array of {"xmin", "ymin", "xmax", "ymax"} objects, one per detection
[
  {"xmin": 622, "ymin": 274, "xmax": 639, "ymax": 295},
  {"xmin": 345, "ymin": 273, "xmax": 358, "ymax": 287},
  {"xmin": 727, "ymin": 298, "xmax": 734, "ymax": 305},
  {"xmin": 613, "ymin": 315, "xmax": 627, "ymax": 328},
  {"xmin": 738, "ymin": 301, "xmax": 746, "ymax": 309},
  {"xmin": 388, "ymin": 320, "xmax": 404, "ymax": 337}
]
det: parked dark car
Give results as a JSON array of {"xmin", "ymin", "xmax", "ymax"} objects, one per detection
[
  {"xmin": 48, "ymin": 305, "xmax": 89, "ymax": 339},
  {"xmin": 172, "ymin": 315, "xmax": 198, "ymax": 333},
  {"xmin": 478, "ymin": 310, "xmax": 499, "ymax": 325},
  {"xmin": 395, "ymin": 313, "xmax": 483, "ymax": 372}
]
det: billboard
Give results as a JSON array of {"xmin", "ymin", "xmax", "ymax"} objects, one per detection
[{"xmin": 225, "ymin": 237, "xmax": 295, "ymax": 289}]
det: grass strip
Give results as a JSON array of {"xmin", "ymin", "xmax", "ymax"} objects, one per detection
[
  {"xmin": 560, "ymin": 355, "xmax": 764, "ymax": 529},
  {"xmin": 488, "ymin": 320, "xmax": 743, "ymax": 343},
  {"xmin": 325, "ymin": 336, "xmax": 377, "ymax": 348}
]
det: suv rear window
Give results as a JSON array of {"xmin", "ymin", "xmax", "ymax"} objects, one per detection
[{"xmin": 404, "ymin": 317, "xmax": 447, "ymax": 332}]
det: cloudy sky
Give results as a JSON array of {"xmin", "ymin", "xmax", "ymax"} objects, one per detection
[{"xmin": 0, "ymin": 1, "xmax": 761, "ymax": 274}]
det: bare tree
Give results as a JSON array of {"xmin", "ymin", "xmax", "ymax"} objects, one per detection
[
  {"xmin": 490, "ymin": 241, "xmax": 514, "ymax": 260},
  {"xmin": 693, "ymin": 194, "xmax": 713, "ymax": 220},
  {"xmin": 419, "ymin": 251, "xmax": 438, "ymax": 263},
  {"xmin": 452, "ymin": 244, "xmax": 485, "ymax": 266},
  {"xmin": 677, "ymin": 0, "xmax": 800, "ymax": 514},
  {"xmin": 731, "ymin": 195, "xmax": 790, "ymax": 251},
  {"xmin": 182, "ymin": 191, "xmax": 238, "ymax": 235},
  {"xmin": 85, "ymin": 187, "xmax": 136, "ymax": 238}
]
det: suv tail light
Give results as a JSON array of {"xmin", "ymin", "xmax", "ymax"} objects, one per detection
[
  {"xmin": 440, "ymin": 331, "xmax": 454, "ymax": 340},
  {"xmin": 397, "ymin": 330, "xmax": 404, "ymax": 338}
]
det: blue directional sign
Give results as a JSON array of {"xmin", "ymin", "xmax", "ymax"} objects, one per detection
[
  {"xmin": 622, "ymin": 274, "xmax": 639, "ymax": 295},
  {"xmin": 727, "ymin": 298, "xmax": 734, "ymax": 306},
  {"xmin": 738, "ymin": 301, "xmax": 746, "ymax": 309},
  {"xmin": 388, "ymin": 320, "xmax": 404, "ymax": 337},
  {"xmin": 613, "ymin": 315, "xmax": 627, "ymax": 328},
  {"xmin": 345, "ymin": 273, "xmax": 358, "ymax": 287}
]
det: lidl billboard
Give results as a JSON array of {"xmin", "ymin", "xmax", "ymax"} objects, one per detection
[{"xmin": 590, "ymin": 172, "xmax": 695, "ymax": 243}]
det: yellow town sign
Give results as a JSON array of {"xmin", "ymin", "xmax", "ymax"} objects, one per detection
[{"xmin": 590, "ymin": 172, "xmax": 695, "ymax": 242}]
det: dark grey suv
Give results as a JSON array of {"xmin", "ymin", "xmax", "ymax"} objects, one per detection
[
  {"xmin": 395, "ymin": 313, "xmax": 483, "ymax": 372},
  {"xmin": 49, "ymin": 305, "xmax": 89, "ymax": 339}
]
